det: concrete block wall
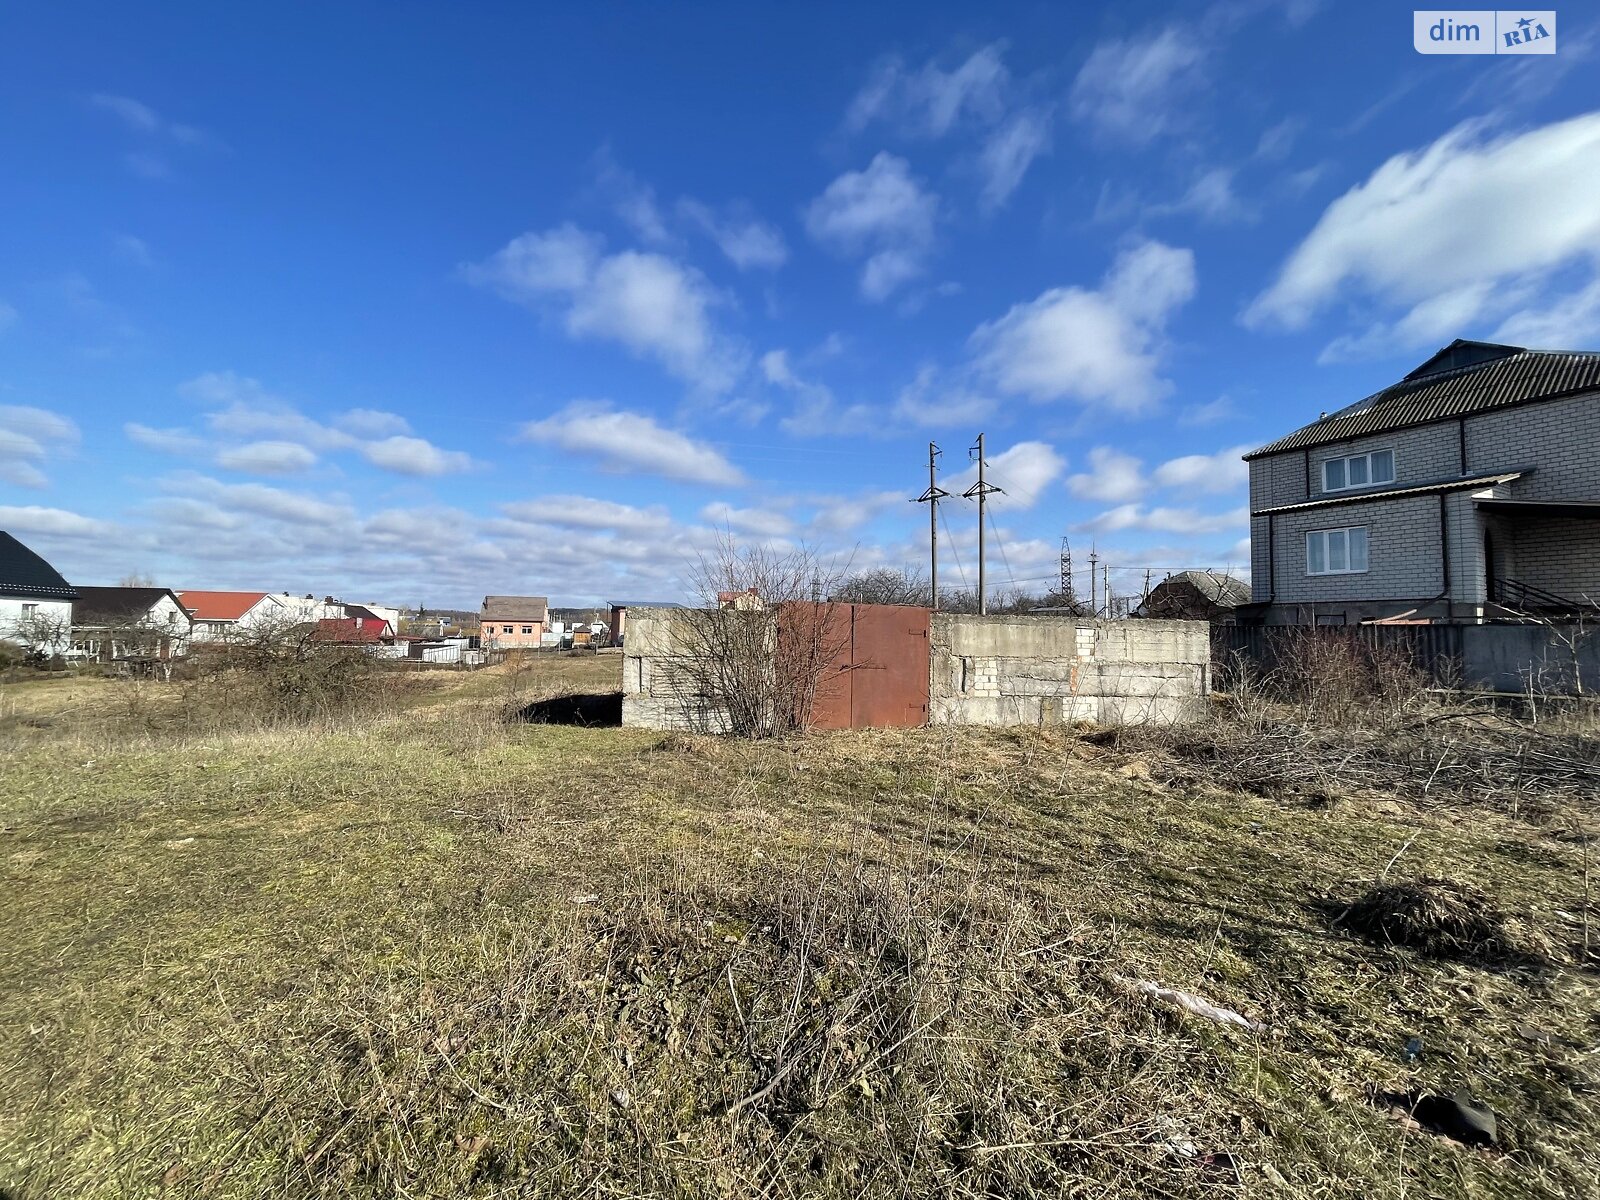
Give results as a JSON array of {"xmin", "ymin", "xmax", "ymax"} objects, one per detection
[
  {"xmin": 620, "ymin": 608, "xmax": 734, "ymax": 732},
  {"xmin": 930, "ymin": 614, "xmax": 1209, "ymax": 727}
]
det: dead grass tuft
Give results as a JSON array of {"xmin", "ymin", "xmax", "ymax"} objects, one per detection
[{"xmin": 1332, "ymin": 876, "xmax": 1552, "ymax": 964}]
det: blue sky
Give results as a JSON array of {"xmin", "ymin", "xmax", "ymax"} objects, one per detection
[{"xmin": 1, "ymin": 2, "xmax": 1596, "ymax": 607}]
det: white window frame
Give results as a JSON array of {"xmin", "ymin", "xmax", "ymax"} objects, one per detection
[
  {"xmin": 1306, "ymin": 526, "xmax": 1369, "ymax": 576},
  {"xmin": 1322, "ymin": 449, "xmax": 1395, "ymax": 493}
]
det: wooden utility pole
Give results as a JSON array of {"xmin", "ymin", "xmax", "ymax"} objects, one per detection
[
  {"xmin": 962, "ymin": 432, "xmax": 1004, "ymax": 615},
  {"xmin": 913, "ymin": 442, "xmax": 949, "ymax": 610}
]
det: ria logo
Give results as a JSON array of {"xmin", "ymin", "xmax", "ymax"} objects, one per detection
[{"xmin": 1413, "ymin": 10, "xmax": 1557, "ymax": 54}]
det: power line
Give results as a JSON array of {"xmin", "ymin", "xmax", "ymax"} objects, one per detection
[
  {"xmin": 938, "ymin": 504, "xmax": 970, "ymax": 590},
  {"xmin": 986, "ymin": 508, "xmax": 1017, "ymax": 590}
]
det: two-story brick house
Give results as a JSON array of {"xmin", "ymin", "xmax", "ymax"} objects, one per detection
[
  {"xmin": 1245, "ymin": 339, "xmax": 1600, "ymax": 625},
  {"xmin": 479, "ymin": 594, "xmax": 549, "ymax": 648}
]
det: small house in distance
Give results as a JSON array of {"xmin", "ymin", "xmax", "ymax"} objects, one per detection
[
  {"xmin": 480, "ymin": 595, "xmax": 548, "ymax": 649},
  {"xmin": 1139, "ymin": 571, "xmax": 1249, "ymax": 623},
  {"xmin": 72, "ymin": 586, "xmax": 193, "ymax": 662}
]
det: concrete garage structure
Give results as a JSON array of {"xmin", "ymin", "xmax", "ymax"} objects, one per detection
[
  {"xmin": 621, "ymin": 605, "xmax": 1209, "ymax": 731},
  {"xmin": 930, "ymin": 613, "xmax": 1209, "ymax": 726}
]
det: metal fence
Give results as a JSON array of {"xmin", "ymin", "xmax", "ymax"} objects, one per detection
[{"xmin": 1212, "ymin": 624, "xmax": 1465, "ymax": 687}]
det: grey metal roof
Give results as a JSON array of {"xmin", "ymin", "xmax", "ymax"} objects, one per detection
[
  {"xmin": 1245, "ymin": 341, "xmax": 1600, "ymax": 460},
  {"xmin": 1253, "ymin": 470, "xmax": 1525, "ymax": 516},
  {"xmin": 0, "ymin": 531, "xmax": 78, "ymax": 601}
]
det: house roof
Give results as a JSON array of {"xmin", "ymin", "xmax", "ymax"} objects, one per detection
[
  {"xmin": 1253, "ymin": 469, "xmax": 1526, "ymax": 515},
  {"xmin": 1245, "ymin": 340, "xmax": 1600, "ymax": 460},
  {"xmin": 316, "ymin": 616, "xmax": 385, "ymax": 643},
  {"xmin": 1152, "ymin": 571, "xmax": 1250, "ymax": 606},
  {"xmin": 342, "ymin": 603, "xmax": 383, "ymax": 622},
  {"xmin": 177, "ymin": 589, "xmax": 271, "ymax": 621},
  {"xmin": 481, "ymin": 594, "xmax": 548, "ymax": 621},
  {"xmin": 73, "ymin": 586, "xmax": 189, "ymax": 624},
  {"xmin": 0, "ymin": 531, "xmax": 78, "ymax": 601}
]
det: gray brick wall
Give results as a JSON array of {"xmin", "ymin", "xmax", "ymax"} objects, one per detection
[
  {"xmin": 1511, "ymin": 519, "xmax": 1600, "ymax": 600},
  {"xmin": 1267, "ymin": 495, "xmax": 1444, "ymax": 605},
  {"xmin": 1465, "ymin": 391, "xmax": 1600, "ymax": 498}
]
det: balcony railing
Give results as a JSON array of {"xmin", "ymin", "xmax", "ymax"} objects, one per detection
[{"xmin": 1491, "ymin": 577, "xmax": 1600, "ymax": 617}]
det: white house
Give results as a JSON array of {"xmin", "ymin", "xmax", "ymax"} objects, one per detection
[
  {"xmin": 72, "ymin": 586, "xmax": 193, "ymax": 661},
  {"xmin": 0, "ymin": 530, "xmax": 78, "ymax": 657}
]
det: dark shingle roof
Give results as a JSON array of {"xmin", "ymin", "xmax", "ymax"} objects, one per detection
[
  {"xmin": 1245, "ymin": 340, "xmax": 1600, "ymax": 460},
  {"xmin": 73, "ymin": 586, "xmax": 187, "ymax": 624},
  {"xmin": 0, "ymin": 531, "xmax": 78, "ymax": 600},
  {"xmin": 481, "ymin": 594, "xmax": 548, "ymax": 622}
]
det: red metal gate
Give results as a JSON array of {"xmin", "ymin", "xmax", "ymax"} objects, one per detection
[{"xmin": 796, "ymin": 602, "xmax": 930, "ymax": 730}]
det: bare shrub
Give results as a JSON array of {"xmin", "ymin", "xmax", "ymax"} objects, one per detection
[
  {"xmin": 674, "ymin": 536, "xmax": 851, "ymax": 738},
  {"xmin": 174, "ymin": 615, "xmax": 410, "ymax": 729}
]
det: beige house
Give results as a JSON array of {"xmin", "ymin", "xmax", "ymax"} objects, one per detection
[{"xmin": 480, "ymin": 595, "xmax": 548, "ymax": 648}]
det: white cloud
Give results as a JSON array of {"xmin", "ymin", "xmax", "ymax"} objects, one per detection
[
  {"xmin": 1244, "ymin": 113, "xmax": 1600, "ymax": 356},
  {"xmin": 0, "ymin": 300, "xmax": 15, "ymax": 330},
  {"xmin": 465, "ymin": 225, "xmax": 741, "ymax": 391},
  {"xmin": 336, "ymin": 408, "xmax": 411, "ymax": 438},
  {"xmin": 359, "ymin": 435, "xmax": 474, "ymax": 477},
  {"xmin": 1068, "ymin": 447, "xmax": 1147, "ymax": 503},
  {"xmin": 1081, "ymin": 504, "xmax": 1248, "ymax": 536},
  {"xmin": 591, "ymin": 149, "xmax": 671, "ymax": 244},
  {"xmin": 163, "ymin": 474, "xmax": 352, "ymax": 526},
  {"xmin": 979, "ymin": 110, "xmax": 1051, "ymax": 211},
  {"xmin": 0, "ymin": 505, "xmax": 111, "ymax": 538},
  {"xmin": 678, "ymin": 199, "xmax": 788, "ymax": 270},
  {"xmin": 500, "ymin": 495, "xmax": 674, "ymax": 536},
  {"xmin": 892, "ymin": 365, "xmax": 996, "ymax": 428},
  {"xmin": 846, "ymin": 45, "xmax": 1009, "ymax": 136},
  {"xmin": 0, "ymin": 405, "xmax": 79, "ymax": 489},
  {"xmin": 1255, "ymin": 117, "xmax": 1303, "ymax": 161},
  {"xmin": 949, "ymin": 441, "xmax": 1065, "ymax": 512},
  {"xmin": 1493, "ymin": 277, "xmax": 1600, "ymax": 348},
  {"xmin": 805, "ymin": 153, "xmax": 938, "ymax": 301},
  {"xmin": 86, "ymin": 93, "xmax": 216, "ymax": 177},
  {"xmin": 1151, "ymin": 167, "xmax": 1253, "ymax": 225},
  {"xmin": 169, "ymin": 374, "xmax": 471, "ymax": 477},
  {"xmin": 1070, "ymin": 28, "xmax": 1206, "ymax": 145},
  {"xmin": 1152, "ymin": 445, "xmax": 1252, "ymax": 494},
  {"xmin": 519, "ymin": 401, "xmax": 744, "ymax": 486},
  {"xmin": 761, "ymin": 349, "xmax": 879, "ymax": 437},
  {"xmin": 216, "ymin": 440, "xmax": 318, "ymax": 475},
  {"xmin": 1178, "ymin": 396, "xmax": 1237, "ymax": 427},
  {"xmin": 808, "ymin": 489, "xmax": 907, "ymax": 534},
  {"xmin": 125, "ymin": 422, "xmax": 206, "ymax": 456},
  {"xmin": 970, "ymin": 240, "xmax": 1196, "ymax": 411},
  {"xmin": 700, "ymin": 501, "xmax": 796, "ymax": 538}
]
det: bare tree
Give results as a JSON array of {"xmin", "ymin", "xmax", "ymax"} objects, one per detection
[
  {"xmin": 832, "ymin": 567, "xmax": 932, "ymax": 607},
  {"xmin": 673, "ymin": 535, "xmax": 852, "ymax": 738},
  {"xmin": 7, "ymin": 607, "xmax": 73, "ymax": 665}
]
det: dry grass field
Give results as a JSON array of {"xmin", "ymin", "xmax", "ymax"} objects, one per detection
[{"xmin": 2, "ymin": 653, "xmax": 1597, "ymax": 1198}]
